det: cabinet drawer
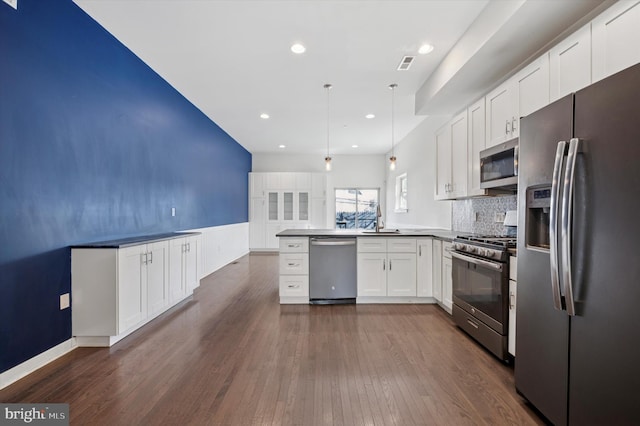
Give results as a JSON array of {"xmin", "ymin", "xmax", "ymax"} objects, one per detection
[
  {"xmin": 510, "ymin": 256, "xmax": 517, "ymax": 281},
  {"xmin": 387, "ymin": 238, "xmax": 417, "ymax": 253},
  {"xmin": 443, "ymin": 241, "xmax": 453, "ymax": 259},
  {"xmin": 279, "ymin": 275, "xmax": 309, "ymax": 297},
  {"xmin": 279, "ymin": 237, "xmax": 309, "ymax": 253},
  {"xmin": 357, "ymin": 238, "xmax": 387, "ymax": 253},
  {"xmin": 279, "ymin": 253, "xmax": 309, "ymax": 275}
]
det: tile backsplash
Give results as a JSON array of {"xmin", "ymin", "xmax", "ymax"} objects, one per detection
[{"xmin": 452, "ymin": 195, "xmax": 517, "ymax": 235}]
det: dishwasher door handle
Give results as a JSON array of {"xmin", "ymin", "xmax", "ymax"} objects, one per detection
[{"xmin": 310, "ymin": 239, "xmax": 356, "ymax": 246}]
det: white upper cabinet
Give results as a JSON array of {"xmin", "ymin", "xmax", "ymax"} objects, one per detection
[
  {"xmin": 592, "ymin": 1, "xmax": 640, "ymax": 83},
  {"xmin": 467, "ymin": 98, "xmax": 486, "ymax": 197},
  {"xmin": 485, "ymin": 79, "xmax": 517, "ymax": 148},
  {"xmin": 249, "ymin": 173, "xmax": 265, "ymax": 198},
  {"xmin": 514, "ymin": 54, "xmax": 550, "ymax": 119},
  {"xmin": 435, "ymin": 111, "xmax": 467, "ymax": 200},
  {"xmin": 549, "ymin": 23, "xmax": 592, "ymax": 102},
  {"xmin": 450, "ymin": 112, "xmax": 468, "ymax": 198},
  {"xmin": 435, "ymin": 123, "xmax": 452, "ymax": 200}
]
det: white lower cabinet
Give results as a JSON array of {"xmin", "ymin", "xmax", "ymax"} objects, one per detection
[
  {"xmin": 72, "ymin": 233, "xmax": 199, "ymax": 347},
  {"xmin": 169, "ymin": 235, "xmax": 200, "ymax": 304},
  {"xmin": 442, "ymin": 242, "xmax": 453, "ymax": 313},
  {"xmin": 278, "ymin": 237, "xmax": 309, "ymax": 303},
  {"xmin": 357, "ymin": 238, "xmax": 417, "ymax": 299},
  {"xmin": 432, "ymin": 239, "xmax": 443, "ymax": 303},
  {"xmin": 416, "ymin": 238, "xmax": 434, "ymax": 297}
]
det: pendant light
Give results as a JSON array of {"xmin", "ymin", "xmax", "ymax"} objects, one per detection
[
  {"xmin": 324, "ymin": 83, "xmax": 332, "ymax": 171},
  {"xmin": 389, "ymin": 83, "xmax": 398, "ymax": 171}
]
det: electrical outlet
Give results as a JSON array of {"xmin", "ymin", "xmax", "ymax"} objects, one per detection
[
  {"xmin": 60, "ymin": 293, "xmax": 70, "ymax": 310},
  {"xmin": 474, "ymin": 211, "xmax": 479, "ymax": 222},
  {"xmin": 171, "ymin": 207, "xmax": 176, "ymax": 217},
  {"xmin": 3, "ymin": 0, "xmax": 18, "ymax": 10},
  {"xmin": 494, "ymin": 212, "xmax": 506, "ymax": 223}
]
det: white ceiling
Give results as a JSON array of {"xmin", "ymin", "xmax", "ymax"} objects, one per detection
[{"xmin": 73, "ymin": 0, "xmax": 608, "ymax": 156}]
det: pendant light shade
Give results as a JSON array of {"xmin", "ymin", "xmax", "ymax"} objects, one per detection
[
  {"xmin": 324, "ymin": 83, "xmax": 332, "ymax": 171},
  {"xmin": 389, "ymin": 83, "xmax": 398, "ymax": 171}
]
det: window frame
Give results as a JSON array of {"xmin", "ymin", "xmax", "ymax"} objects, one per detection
[{"xmin": 394, "ymin": 173, "xmax": 408, "ymax": 213}]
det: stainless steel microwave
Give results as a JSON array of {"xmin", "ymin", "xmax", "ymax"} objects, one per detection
[{"xmin": 480, "ymin": 138, "xmax": 518, "ymax": 189}]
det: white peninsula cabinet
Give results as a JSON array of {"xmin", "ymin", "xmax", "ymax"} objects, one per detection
[
  {"xmin": 278, "ymin": 237, "xmax": 310, "ymax": 304},
  {"xmin": 357, "ymin": 238, "xmax": 417, "ymax": 300},
  {"xmin": 72, "ymin": 233, "xmax": 200, "ymax": 347}
]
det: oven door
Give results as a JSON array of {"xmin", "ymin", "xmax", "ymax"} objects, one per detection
[{"xmin": 452, "ymin": 251, "xmax": 509, "ymax": 334}]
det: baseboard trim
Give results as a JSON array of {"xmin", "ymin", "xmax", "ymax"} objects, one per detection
[{"xmin": 0, "ymin": 338, "xmax": 77, "ymax": 390}]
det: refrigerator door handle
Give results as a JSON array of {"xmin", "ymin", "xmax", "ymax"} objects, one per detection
[
  {"xmin": 561, "ymin": 138, "xmax": 580, "ymax": 316},
  {"xmin": 549, "ymin": 141, "xmax": 566, "ymax": 311}
]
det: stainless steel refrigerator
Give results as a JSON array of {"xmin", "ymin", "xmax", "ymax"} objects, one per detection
[{"xmin": 516, "ymin": 62, "xmax": 640, "ymax": 425}]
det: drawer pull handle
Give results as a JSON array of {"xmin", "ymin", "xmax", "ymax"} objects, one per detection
[
  {"xmin": 467, "ymin": 319, "xmax": 479, "ymax": 329},
  {"xmin": 287, "ymin": 285, "xmax": 300, "ymax": 289},
  {"xmin": 288, "ymin": 244, "xmax": 300, "ymax": 248},
  {"xmin": 287, "ymin": 263, "xmax": 299, "ymax": 267}
]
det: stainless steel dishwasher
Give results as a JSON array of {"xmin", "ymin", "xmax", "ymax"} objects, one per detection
[{"xmin": 309, "ymin": 237, "xmax": 357, "ymax": 304}]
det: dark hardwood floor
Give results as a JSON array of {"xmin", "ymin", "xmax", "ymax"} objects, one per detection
[{"xmin": 1, "ymin": 254, "xmax": 543, "ymax": 425}]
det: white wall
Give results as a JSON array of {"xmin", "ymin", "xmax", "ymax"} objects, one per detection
[
  {"xmin": 253, "ymin": 154, "xmax": 387, "ymax": 228},
  {"xmin": 385, "ymin": 116, "xmax": 452, "ymax": 230}
]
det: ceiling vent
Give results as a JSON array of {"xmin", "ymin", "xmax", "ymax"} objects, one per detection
[{"xmin": 397, "ymin": 56, "xmax": 415, "ymax": 71}]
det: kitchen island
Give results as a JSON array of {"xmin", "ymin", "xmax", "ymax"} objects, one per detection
[{"xmin": 275, "ymin": 229, "xmax": 458, "ymax": 310}]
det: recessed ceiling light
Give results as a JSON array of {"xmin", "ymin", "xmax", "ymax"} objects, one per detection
[
  {"xmin": 290, "ymin": 43, "xmax": 306, "ymax": 54},
  {"xmin": 418, "ymin": 43, "xmax": 434, "ymax": 54},
  {"xmin": 278, "ymin": 144, "xmax": 286, "ymax": 149},
  {"xmin": 352, "ymin": 145, "xmax": 359, "ymax": 148},
  {"xmin": 365, "ymin": 114, "xmax": 375, "ymax": 119},
  {"xmin": 260, "ymin": 113, "xmax": 270, "ymax": 119}
]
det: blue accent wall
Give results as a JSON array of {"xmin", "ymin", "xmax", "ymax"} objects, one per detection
[{"xmin": 0, "ymin": 1, "xmax": 251, "ymax": 373}]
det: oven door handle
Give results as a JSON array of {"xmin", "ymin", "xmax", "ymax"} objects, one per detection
[{"xmin": 451, "ymin": 251, "xmax": 503, "ymax": 272}]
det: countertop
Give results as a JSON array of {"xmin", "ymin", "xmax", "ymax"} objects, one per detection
[
  {"xmin": 276, "ymin": 228, "xmax": 463, "ymax": 241},
  {"xmin": 71, "ymin": 231, "xmax": 202, "ymax": 249}
]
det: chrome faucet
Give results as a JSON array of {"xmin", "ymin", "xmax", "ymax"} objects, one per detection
[{"xmin": 375, "ymin": 204, "xmax": 383, "ymax": 232}]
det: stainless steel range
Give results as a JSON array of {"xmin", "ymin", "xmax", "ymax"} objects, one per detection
[{"xmin": 451, "ymin": 235, "xmax": 516, "ymax": 361}]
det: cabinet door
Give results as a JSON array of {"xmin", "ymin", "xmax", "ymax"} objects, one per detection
[
  {"xmin": 515, "ymin": 54, "xmax": 550, "ymax": 120},
  {"xmin": 118, "ymin": 245, "xmax": 146, "ymax": 332},
  {"xmin": 147, "ymin": 241, "xmax": 169, "ymax": 316},
  {"xmin": 549, "ymin": 24, "xmax": 592, "ymax": 102},
  {"xmin": 267, "ymin": 192, "xmax": 280, "ymax": 222},
  {"xmin": 283, "ymin": 191, "xmax": 294, "ymax": 221},
  {"xmin": 508, "ymin": 279, "xmax": 517, "ymax": 356},
  {"xmin": 249, "ymin": 173, "xmax": 265, "ymax": 197},
  {"xmin": 416, "ymin": 239, "xmax": 433, "ymax": 297},
  {"xmin": 467, "ymin": 98, "xmax": 486, "ymax": 197},
  {"xmin": 485, "ymin": 80, "xmax": 516, "ymax": 148},
  {"xmin": 184, "ymin": 237, "xmax": 199, "ymax": 293},
  {"xmin": 442, "ymin": 257, "xmax": 453, "ymax": 311},
  {"xmin": 311, "ymin": 173, "xmax": 327, "ymax": 198},
  {"xmin": 435, "ymin": 124, "xmax": 451, "ymax": 200},
  {"xmin": 249, "ymin": 198, "xmax": 266, "ymax": 249},
  {"xmin": 432, "ymin": 240, "xmax": 443, "ymax": 302},
  {"xmin": 450, "ymin": 111, "xmax": 468, "ymax": 197},
  {"xmin": 357, "ymin": 253, "xmax": 387, "ymax": 296},
  {"xmin": 265, "ymin": 223, "xmax": 283, "ymax": 249},
  {"xmin": 297, "ymin": 192, "xmax": 309, "ymax": 221},
  {"xmin": 311, "ymin": 197, "xmax": 326, "ymax": 229},
  {"xmin": 592, "ymin": 1, "xmax": 640, "ymax": 82},
  {"xmin": 169, "ymin": 238, "xmax": 186, "ymax": 303},
  {"xmin": 387, "ymin": 253, "xmax": 417, "ymax": 297}
]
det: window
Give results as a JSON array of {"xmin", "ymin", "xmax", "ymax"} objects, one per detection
[
  {"xmin": 335, "ymin": 188, "xmax": 379, "ymax": 229},
  {"xmin": 395, "ymin": 173, "xmax": 408, "ymax": 213}
]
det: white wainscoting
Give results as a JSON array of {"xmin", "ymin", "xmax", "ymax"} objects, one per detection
[{"xmin": 185, "ymin": 222, "xmax": 249, "ymax": 279}]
